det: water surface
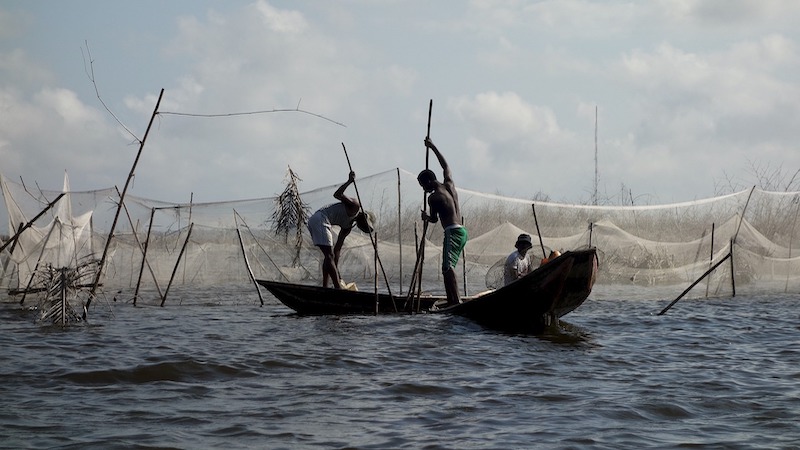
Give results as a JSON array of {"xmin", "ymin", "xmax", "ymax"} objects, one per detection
[{"xmin": 1, "ymin": 285, "xmax": 798, "ymax": 449}]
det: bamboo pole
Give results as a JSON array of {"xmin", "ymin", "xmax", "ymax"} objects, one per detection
[
  {"xmin": 341, "ymin": 142, "xmax": 396, "ymax": 312},
  {"xmin": 729, "ymin": 239, "xmax": 736, "ymax": 297},
  {"xmin": 234, "ymin": 210, "xmax": 295, "ymax": 282},
  {"xmin": 134, "ymin": 208, "xmax": 161, "ymax": 305},
  {"xmin": 116, "ymin": 188, "xmax": 163, "ymax": 304},
  {"xmin": 705, "ymin": 223, "xmax": 715, "ymax": 298},
  {"xmin": 183, "ymin": 192, "xmax": 193, "ymax": 283},
  {"xmin": 59, "ymin": 268, "xmax": 67, "ymax": 327},
  {"xmin": 403, "ymin": 223, "xmax": 422, "ymax": 311},
  {"xmin": 397, "ymin": 168, "xmax": 402, "ymax": 296},
  {"xmin": 532, "ymin": 203, "xmax": 546, "ymax": 259},
  {"xmin": 733, "ymin": 185, "xmax": 756, "ymax": 244},
  {"xmin": 236, "ymin": 224, "xmax": 264, "ymax": 306},
  {"xmin": 85, "ymin": 88, "xmax": 164, "ymax": 318},
  {"xmin": 462, "ymin": 215, "xmax": 467, "ymax": 297},
  {"xmin": 408, "ymin": 99, "xmax": 433, "ymax": 311},
  {"xmin": 161, "ymin": 222, "xmax": 193, "ymax": 307},
  {"xmin": 658, "ymin": 252, "xmax": 732, "ymax": 316},
  {"xmin": 19, "ymin": 219, "xmax": 58, "ymax": 306},
  {"xmin": 0, "ymin": 193, "xmax": 65, "ymax": 254},
  {"xmin": 785, "ymin": 197, "xmax": 800, "ymax": 293},
  {"xmin": 1, "ymin": 222, "xmax": 24, "ymax": 278}
]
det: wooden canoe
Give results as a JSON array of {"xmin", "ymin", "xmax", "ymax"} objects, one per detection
[
  {"xmin": 432, "ymin": 248, "xmax": 598, "ymax": 333},
  {"xmin": 257, "ymin": 248, "xmax": 597, "ymax": 332}
]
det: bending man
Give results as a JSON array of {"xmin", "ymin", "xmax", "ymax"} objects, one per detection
[
  {"xmin": 307, "ymin": 171, "xmax": 374, "ymax": 288},
  {"xmin": 417, "ymin": 137, "xmax": 468, "ymax": 306}
]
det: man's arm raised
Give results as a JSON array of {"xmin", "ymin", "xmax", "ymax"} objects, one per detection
[{"xmin": 425, "ymin": 138, "xmax": 453, "ymax": 183}]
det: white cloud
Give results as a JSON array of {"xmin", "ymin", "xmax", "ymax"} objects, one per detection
[
  {"xmin": 254, "ymin": 0, "xmax": 308, "ymax": 33},
  {"xmin": 1, "ymin": 0, "xmax": 799, "ymax": 207}
]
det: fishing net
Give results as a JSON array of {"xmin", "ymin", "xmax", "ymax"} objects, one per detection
[{"xmin": 2, "ymin": 169, "xmax": 800, "ymax": 307}]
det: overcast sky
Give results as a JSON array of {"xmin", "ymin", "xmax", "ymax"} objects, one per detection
[{"xmin": 1, "ymin": 0, "xmax": 799, "ymax": 207}]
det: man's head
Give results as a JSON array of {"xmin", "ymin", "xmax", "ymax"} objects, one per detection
[
  {"xmin": 515, "ymin": 233, "xmax": 533, "ymax": 254},
  {"xmin": 355, "ymin": 210, "xmax": 375, "ymax": 233},
  {"xmin": 417, "ymin": 169, "xmax": 437, "ymax": 192}
]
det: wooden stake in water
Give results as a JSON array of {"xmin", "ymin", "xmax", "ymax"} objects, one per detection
[
  {"xmin": 0, "ymin": 193, "xmax": 65, "ymax": 254},
  {"xmin": 86, "ymin": 88, "xmax": 164, "ymax": 319},
  {"xmin": 162, "ymin": 223, "xmax": 193, "ymax": 307},
  {"xmin": 235, "ymin": 219, "xmax": 264, "ymax": 307}
]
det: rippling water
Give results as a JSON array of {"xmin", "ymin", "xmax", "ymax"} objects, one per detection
[{"xmin": 1, "ymin": 285, "xmax": 799, "ymax": 449}]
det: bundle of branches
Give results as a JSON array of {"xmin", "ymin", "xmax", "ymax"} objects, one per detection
[
  {"xmin": 271, "ymin": 167, "xmax": 310, "ymax": 266},
  {"xmin": 36, "ymin": 260, "xmax": 97, "ymax": 326}
]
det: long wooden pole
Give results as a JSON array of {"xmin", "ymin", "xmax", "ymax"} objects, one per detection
[
  {"xmin": 729, "ymin": 239, "xmax": 736, "ymax": 297},
  {"xmin": 0, "ymin": 193, "xmax": 65, "ymax": 254},
  {"xmin": 19, "ymin": 220, "xmax": 58, "ymax": 305},
  {"xmin": 134, "ymin": 207, "xmax": 161, "ymax": 305},
  {"xmin": 341, "ymin": 143, "xmax": 396, "ymax": 312},
  {"xmin": 117, "ymin": 188, "xmax": 163, "ymax": 305},
  {"xmin": 705, "ymin": 222, "xmax": 715, "ymax": 298},
  {"xmin": 85, "ymin": 88, "xmax": 164, "ymax": 318},
  {"xmin": 397, "ymin": 168, "xmax": 402, "ymax": 296},
  {"xmin": 658, "ymin": 252, "xmax": 732, "ymax": 316},
  {"xmin": 408, "ymin": 100, "xmax": 433, "ymax": 311},
  {"xmin": 236, "ymin": 225, "xmax": 264, "ymax": 306},
  {"xmin": 1, "ymin": 222, "xmax": 23, "ymax": 279},
  {"xmin": 234, "ymin": 210, "xmax": 293, "ymax": 281},
  {"xmin": 532, "ymin": 203, "xmax": 546, "ymax": 259},
  {"xmin": 461, "ymin": 215, "xmax": 467, "ymax": 297},
  {"xmin": 161, "ymin": 222, "xmax": 193, "ymax": 307}
]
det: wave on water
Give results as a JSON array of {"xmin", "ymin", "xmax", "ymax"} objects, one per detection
[{"xmin": 59, "ymin": 358, "xmax": 257, "ymax": 385}]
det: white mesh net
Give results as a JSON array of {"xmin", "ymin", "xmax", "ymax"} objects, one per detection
[{"xmin": 2, "ymin": 169, "xmax": 799, "ymax": 306}]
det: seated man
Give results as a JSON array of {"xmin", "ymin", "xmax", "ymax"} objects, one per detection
[{"xmin": 504, "ymin": 233, "xmax": 533, "ymax": 285}]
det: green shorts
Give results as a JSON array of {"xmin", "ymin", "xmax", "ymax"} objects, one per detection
[{"xmin": 442, "ymin": 225, "xmax": 468, "ymax": 273}]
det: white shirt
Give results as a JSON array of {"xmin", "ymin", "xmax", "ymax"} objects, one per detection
[{"xmin": 504, "ymin": 250, "xmax": 531, "ymax": 285}]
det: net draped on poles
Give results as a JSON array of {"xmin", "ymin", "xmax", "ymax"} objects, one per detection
[{"xmin": 2, "ymin": 169, "xmax": 799, "ymax": 305}]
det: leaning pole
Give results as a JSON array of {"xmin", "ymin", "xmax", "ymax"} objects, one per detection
[{"xmin": 84, "ymin": 88, "xmax": 165, "ymax": 319}]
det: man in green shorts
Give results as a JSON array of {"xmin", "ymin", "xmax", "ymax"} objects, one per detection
[{"xmin": 418, "ymin": 137, "xmax": 468, "ymax": 306}]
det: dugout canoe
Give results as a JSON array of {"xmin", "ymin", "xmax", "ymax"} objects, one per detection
[
  {"xmin": 257, "ymin": 248, "xmax": 597, "ymax": 332},
  {"xmin": 431, "ymin": 248, "xmax": 598, "ymax": 333}
]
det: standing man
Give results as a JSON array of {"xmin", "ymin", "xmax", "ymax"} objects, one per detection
[
  {"xmin": 307, "ymin": 171, "xmax": 374, "ymax": 288},
  {"xmin": 504, "ymin": 234, "xmax": 533, "ymax": 285},
  {"xmin": 417, "ymin": 137, "xmax": 468, "ymax": 306}
]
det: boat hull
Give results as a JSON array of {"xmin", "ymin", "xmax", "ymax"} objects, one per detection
[
  {"xmin": 256, "ymin": 280, "xmax": 439, "ymax": 315},
  {"xmin": 437, "ymin": 248, "xmax": 598, "ymax": 333},
  {"xmin": 257, "ymin": 248, "xmax": 598, "ymax": 333}
]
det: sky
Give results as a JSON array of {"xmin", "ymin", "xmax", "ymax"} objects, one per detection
[{"xmin": 1, "ymin": 0, "xmax": 799, "ymax": 208}]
